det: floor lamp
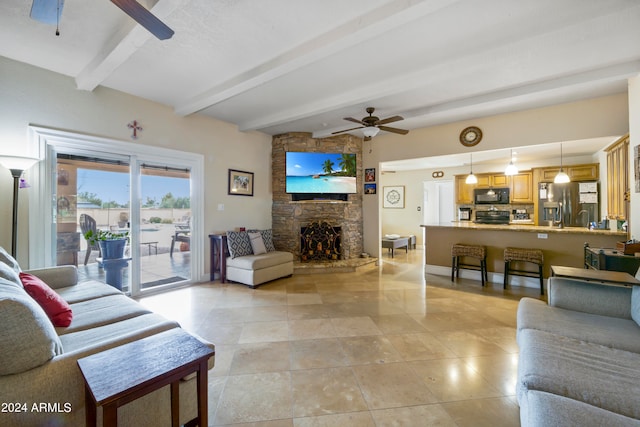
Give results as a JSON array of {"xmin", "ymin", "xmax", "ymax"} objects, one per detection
[{"xmin": 0, "ymin": 155, "xmax": 40, "ymax": 258}]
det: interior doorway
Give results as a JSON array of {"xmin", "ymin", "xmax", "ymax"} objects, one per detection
[{"xmin": 423, "ymin": 180, "xmax": 454, "ymax": 225}]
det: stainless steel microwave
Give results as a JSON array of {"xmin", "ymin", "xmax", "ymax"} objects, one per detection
[{"xmin": 474, "ymin": 188, "xmax": 510, "ymax": 204}]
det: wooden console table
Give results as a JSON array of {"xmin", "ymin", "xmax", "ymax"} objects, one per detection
[
  {"xmin": 584, "ymin": 244, "xmax": 640, "ymax": 275},
  {"xmin": 551, "ymin": 265, "xmax": 640, "ymax": 287},
  {"xmin": 77, "ymin": 328, "xmax": 214, "ymax": 427},
  {"xmin": 209, "ymin": 234, "xmax": 228, "ymax": 282}
]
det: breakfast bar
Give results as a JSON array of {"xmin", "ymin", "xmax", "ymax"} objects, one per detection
[{"xmin": 422, "ymin": 223, "xmax": 628, "ymax": 286}]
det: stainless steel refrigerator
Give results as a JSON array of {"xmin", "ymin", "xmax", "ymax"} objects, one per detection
[{"xmin": 538, "ymin": 182, "xmax": 599, "ymax": 227}]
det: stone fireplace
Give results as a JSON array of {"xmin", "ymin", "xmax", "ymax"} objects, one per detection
[
  {"xmin": 272, "ymin": 132, "xmax": 363, "ymax": 261},
  {"xmin": 300, "ymin": 221, "xmax": 341, "ymax": 261}
]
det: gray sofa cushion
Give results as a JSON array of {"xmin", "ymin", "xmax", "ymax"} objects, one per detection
[
  {"xmin": 58, "ymin": 294, "xmax": 151, "ymax": 335},
  {"xmin": 547, "ymin": 277, "xmax": 632, "ymax": 319},
  {"xmin": 518, "ymin": 328, "xmax": 640, "ymax": 420},
  {"xmin": 521, "ymin": 390, "xmax": 640, "ymax": 427},
  {"xmin": 0, "ymin": 246, "xmax": 21, "ymax": 273},
  {"xmin": 632, "ymin": 286, "xmax": 640, "ymax": 326},
  {"xmin": 0, "ymin": 280, "xmax": 64, "ymax": 375},
  {"xmin": 226, "ymin": 251, "xmax": 293, "ymax": 270},
  {"xmin": 55, "ymin": 280, "xmax": 121, "ymax": 304},
  {"xmin": 517, "ymin": 298, "xmax": 640, "ymax": 353},
  {"xmin": 0, "ymin": 262, "xmax": 22, "ymax": 288}
]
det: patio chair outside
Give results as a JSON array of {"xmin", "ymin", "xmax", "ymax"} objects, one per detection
[
  {"xmin": 79, "ymin": 213, "xmax": 100, "ymax": 265},
  {"xmin": 170, "ymin": 216, "xmax": 190, "ymax": 257}
]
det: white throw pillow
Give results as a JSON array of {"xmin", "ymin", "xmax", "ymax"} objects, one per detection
[{"xmin": 248, "ymin": 232, "xmax": 267, "ymax": 255}]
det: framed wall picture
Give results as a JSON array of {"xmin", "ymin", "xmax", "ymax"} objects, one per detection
[
  {"xmin": 228, "ymin": 169, "xmax": 254, "ymax": 196},
  {"xmin": 364, "ymin": 183, "xmax": 376, "ymax": 194},
  {"xmin": 383, "ymin": 185, "xmax": 405, "ymax": 208},
  {"xmin": 365, "ymin": 168, "xmax": 376, "ymax": 182}
]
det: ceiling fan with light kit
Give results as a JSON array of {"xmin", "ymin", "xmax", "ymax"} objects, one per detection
[
  {"xmin": 332, "ymin": 107, "xmax": 409, "ymax": 141},
  {"xmin": 30, "ymin": 0, "xmax": 174, "ymax": 40}
]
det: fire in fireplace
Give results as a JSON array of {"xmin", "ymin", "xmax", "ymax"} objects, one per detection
[{"xmin": 300, "ymin": 221, "xmax": 341, "ymax": 262}]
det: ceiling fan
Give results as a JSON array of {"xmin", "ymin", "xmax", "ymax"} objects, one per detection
[
  {"xmin": 332, "ymin": 107, "xmax": 409, "ymax": 141},
  {"xmin": 30, "ymin": 0, "xmax": 174, "ymax": 40}
]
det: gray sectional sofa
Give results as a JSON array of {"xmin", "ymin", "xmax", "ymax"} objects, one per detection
[
  {"xmin": 516, "ymin": 276, "xmax": 640, "ymax": 427},
  {"xmin": 0, "ymin": 254, "xmax": 214, "ymax": 427}
]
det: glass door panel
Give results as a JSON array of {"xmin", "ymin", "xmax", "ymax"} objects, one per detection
[
  {"xmin": 55, "ymin": 154, "xmax": 131, "ymax": 292},
  {"xmin": 138, "ymin": 163, "xmax": 191, "ymax": 291}
]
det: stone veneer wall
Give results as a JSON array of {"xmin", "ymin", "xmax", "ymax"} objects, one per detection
[{"xmin": 272, "ymin": 132, "xmax": 363, "ymax": 260}]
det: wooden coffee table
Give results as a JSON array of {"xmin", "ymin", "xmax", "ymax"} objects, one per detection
[{"xmin": 77, "ymin": 328, "xmax": 214, "ymax": 427}]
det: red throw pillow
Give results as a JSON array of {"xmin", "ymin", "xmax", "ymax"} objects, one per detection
[{"xmin": 19, "ymin": 272, "xmax": 73, "ymax": 327}]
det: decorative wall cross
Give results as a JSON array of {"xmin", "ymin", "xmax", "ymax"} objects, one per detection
[{"xmin": 127, "ymin": 120, "xmax": 143, "ymax": 139}]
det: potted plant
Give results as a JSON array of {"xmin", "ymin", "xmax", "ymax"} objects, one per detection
[{"xmin": 83, "ymin": 229, "xmax": 129, "ymax": 260}]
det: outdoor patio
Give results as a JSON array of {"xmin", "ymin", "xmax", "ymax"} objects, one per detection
[{"xmin": 76, "ymin": 247, "xmax": 191, "ymax": 293}]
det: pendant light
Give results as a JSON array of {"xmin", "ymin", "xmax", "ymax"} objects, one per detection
[
  {"xmin": 465, "ymin": 153, "xmax": 478, "ymax": 184},
  {"xmin": 554, "ymin": 143, "xmax": 570, "ymax": 183},
  {"xmin": 504, "ymin": 149, "xmax": 518, "ymax": 176}
]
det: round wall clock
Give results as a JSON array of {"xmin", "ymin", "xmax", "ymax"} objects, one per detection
[{"xmin": 459, "ymin": 126, "xmax": 482, "ymax": 147}]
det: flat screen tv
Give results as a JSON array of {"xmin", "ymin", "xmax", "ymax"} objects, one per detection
[{"xmin": 286, "ymin": 152, "xmax": 357, "ymax": 194}]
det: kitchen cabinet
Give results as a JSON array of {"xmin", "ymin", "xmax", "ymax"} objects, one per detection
[
  {"xmin": 537, "ymin": 163, "xmax": 599, "ymax": 182},
  {"xmin": 606, "ymin": 134, "xmax": 629, "ymax": 220},
  {"xmin": 456, "ymin": 171, "xmax": 532, "ymax": 204},
  {"xmin": 475, "ymin": 173, "xmax": 510, "ymax": 188},
  {"xmin": 455, "ymin": 175, "xmax": 475, "ymax": 204},
  {"xmin": 510, "ymin": 172, "xmax": 533, "ymax": 203}
]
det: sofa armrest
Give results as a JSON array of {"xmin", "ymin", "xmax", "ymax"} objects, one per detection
[
  {"xmin": 548, "ymin": 277, "xmax": 632, "ymax": 319},
  {"xmin": 24, "ymin": 265, "xmax": 78, "ymax": 289}
]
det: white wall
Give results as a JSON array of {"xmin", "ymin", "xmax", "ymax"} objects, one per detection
[
  {"xmin": 362, "ymin": 94, "xmax": 630, "ymax": 256},
  {"xmin": 0, "ymin": 56, "xmax": 272, "ymax": 269}
]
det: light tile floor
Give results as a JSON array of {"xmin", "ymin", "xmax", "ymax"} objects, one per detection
[{"xmin": 138, "ymin": 249, "xmax": 542, "ymax": 426}]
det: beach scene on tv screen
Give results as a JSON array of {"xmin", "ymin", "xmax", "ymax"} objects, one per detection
[{"xmin": 286, "ymin": 152, "xmax": 357, "ymax": 193}]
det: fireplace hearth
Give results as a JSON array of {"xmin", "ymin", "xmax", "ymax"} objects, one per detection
[{"xmin": 300, "ymin": 221, "xmax": 341, "ymax": 262}]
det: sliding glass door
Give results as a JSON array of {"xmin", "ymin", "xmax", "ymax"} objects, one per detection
[
  {"xmin": 138, "ymin": 162, "xmax": 191, "ymax": 290},
  {"xmin": 32, "ymin": 126, "xmax": 204, "ymax": 297}
]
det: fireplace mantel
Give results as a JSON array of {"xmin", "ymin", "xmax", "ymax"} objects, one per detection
[{"xmin": 271, "ymin": 132, "xmax": 364, "ymax": 260}]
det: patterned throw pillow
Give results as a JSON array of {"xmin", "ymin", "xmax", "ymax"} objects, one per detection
[
  {"xmin": 226, "ymin": 231, "xmax": 253, "ymax": 258},
  {"xmin": 248, "ymin": 229, "xmax": 276, "ymax": 252}
]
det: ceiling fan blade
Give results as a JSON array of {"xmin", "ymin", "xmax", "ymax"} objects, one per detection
[
  {"xmin": 30, "ymin": 0, "xmax": 64, "ymax": 25},
  {"xmin": 379, "ymin": 126, "xmax": 409, "ymax": 135},
  {"xmin": 343, "ymin": 117, "xmax": 366, "ymax": 125},
  {"xmin": 110, "ymin": 0, "xmax": 175, "ymax": 40},
  {"xmin": 332, "ymin": 126, "xmax": 364, "ymax": 135},
  {"xmin": 376, "ymin": 115, "xmax": 404, "ymax": 125}
]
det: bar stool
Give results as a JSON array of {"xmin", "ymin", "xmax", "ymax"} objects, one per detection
[
  {"xmin": 451, "ymin": 244, "xmax": 488, "ymax": 287},
  {"xmin": 503, "ymin": 247, "xmax": 544, "ymax": 295}
]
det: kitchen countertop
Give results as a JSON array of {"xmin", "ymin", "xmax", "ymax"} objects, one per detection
[{"xmin": 421, "ymin": 222, "xmax": 627, "ymax": 236}]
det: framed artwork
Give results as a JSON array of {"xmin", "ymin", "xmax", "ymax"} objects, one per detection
[
  {"xmin": 228, "ymin": 169, "xmax": 254, "ymax": 196},
  {"xmin": 383, "ymin": 185, "xmax": 405, "ymax": 208},
  {"xmin": 364, "ymin": 183, "xmax": 376, "ymax": 194},
  {"xmin": 365, "ymin": 168, "xmax": 376, "ymax": 182}
]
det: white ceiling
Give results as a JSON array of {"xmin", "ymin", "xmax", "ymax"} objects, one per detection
[{"xmin": 2, "ymin": 0, "xmax": 639, "ymax": 167}]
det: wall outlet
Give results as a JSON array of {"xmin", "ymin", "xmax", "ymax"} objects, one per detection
[
  {"xmin": 537, "ymin": 233, "xmax": 548, "ymax": 239},
  {"xmin": 217, "ymin": 203, "xmax": 224, "ymax": 211}
]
